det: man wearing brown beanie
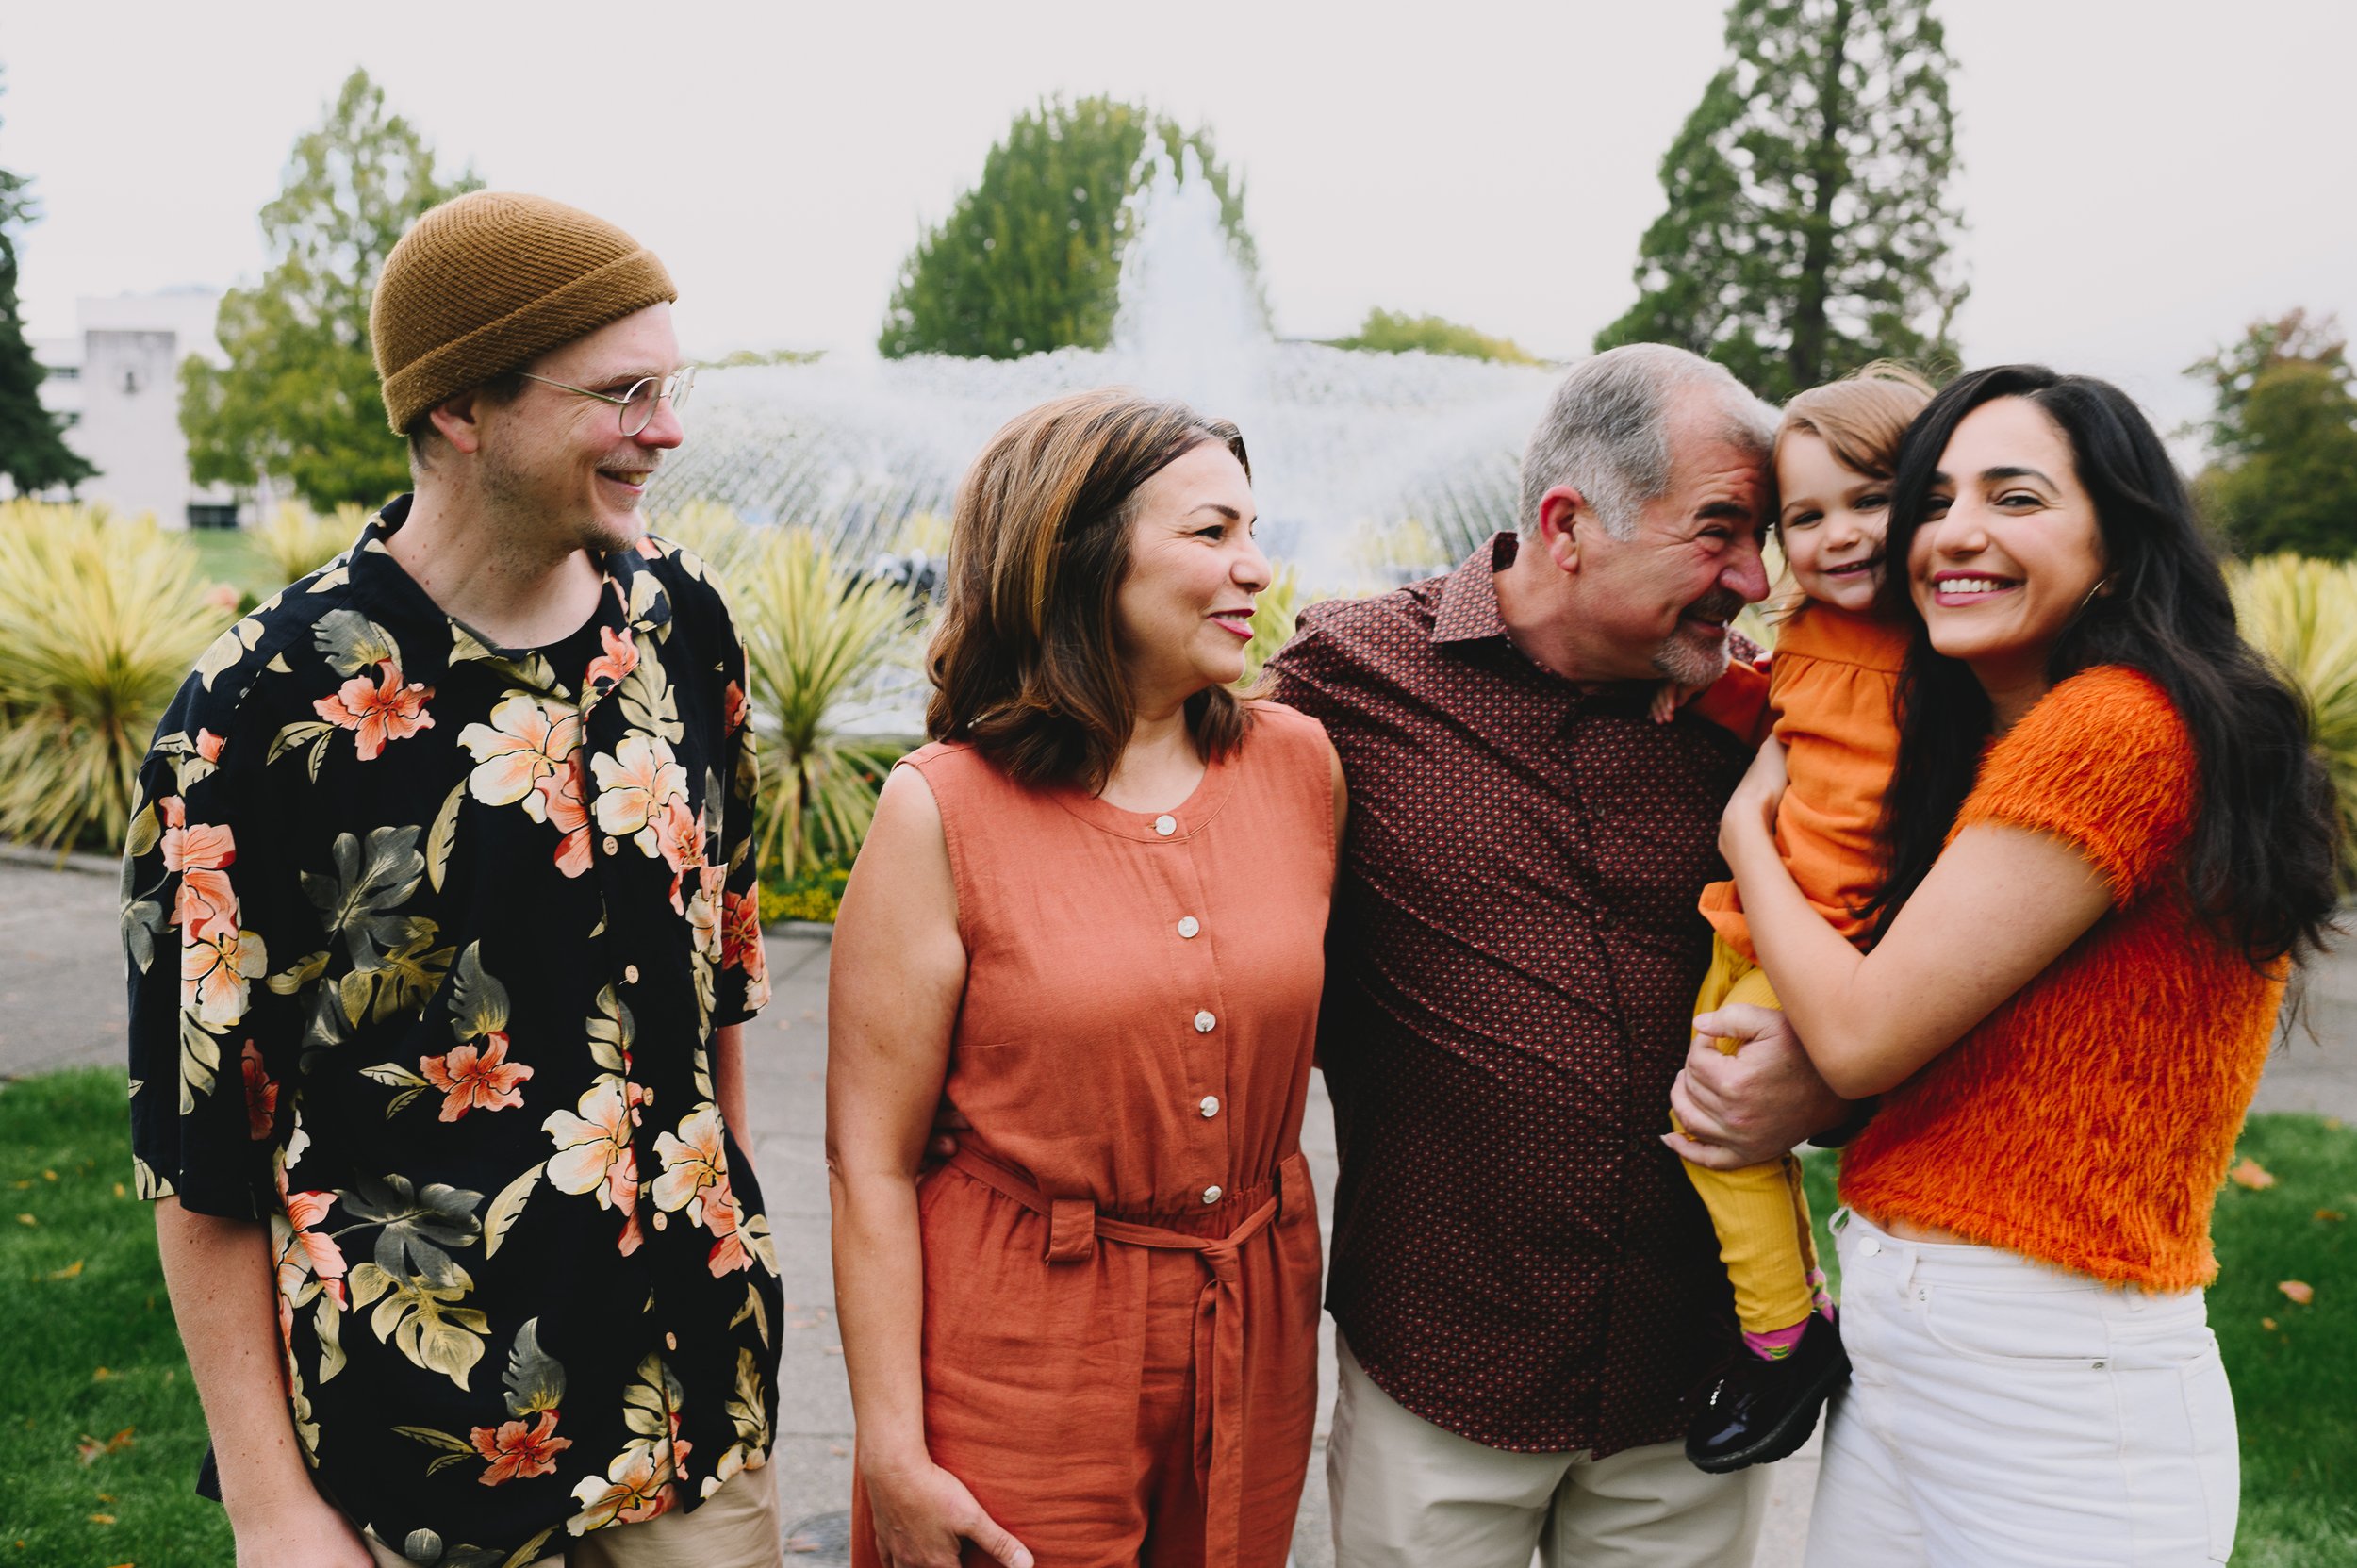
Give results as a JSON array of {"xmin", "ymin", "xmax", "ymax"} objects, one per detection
[{"xmin": 123, "ymin": 191, "xmax": 785, "ymax": 1567}]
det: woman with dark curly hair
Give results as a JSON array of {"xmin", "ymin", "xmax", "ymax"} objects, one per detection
[
  {"xmin": 1705, "ymin": 365, "xmax": 2339, "ymax": 1566},
  {"xmin": 827, "ymin": 388, "xmax": 1343, "ymax": 1568}
]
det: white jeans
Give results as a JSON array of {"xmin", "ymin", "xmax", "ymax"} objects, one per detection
[
  {"xmin": 1805, "ymin": 1210, "xmax": 2238, "ymax": 1567},
  {"xmin": 1327, "ymin": 1336, "xmax": 1765, "ymax": 1568}
]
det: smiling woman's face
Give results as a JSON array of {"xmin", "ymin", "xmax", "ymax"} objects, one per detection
[
  {"xmin": 1113, "ymin": 441, "xmax": 1269, "ymax": 708},
  {"xmin": 1908, "ymin": 396, "xmax": 2108, "ymax": 691}
]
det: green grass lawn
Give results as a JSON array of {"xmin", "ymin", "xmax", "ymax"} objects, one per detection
[
  {"xmin": 184, "ymin": 527, "xmax": 277, "ymax": 605},
  {"xmin": 3, "ymin": 1067, "xmax": 2349, "ymax": 1563},
  {"xmin": 1, "ymin": 1067, "xmax": 231, "ymax": 1566},
  {"xmin": 1802, "ymin": 1114, "xmax": 2357, "ymax": 1564}
]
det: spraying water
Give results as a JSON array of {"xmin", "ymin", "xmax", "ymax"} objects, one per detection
[{"xmin": 653, "ymin": 147, "xmax": 1559, "ymax": 586}]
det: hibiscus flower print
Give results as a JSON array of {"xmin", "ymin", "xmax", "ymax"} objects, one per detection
[
  {"xmin": 721, "ymin": 888, "xmax": 768, "ymax": 1006},
  {"xmin": 314, "ymin": 660, "xmax": 435, "ymax": 762},
  {"xmin": 158, "ymin": 796, "xmax": 239, "ymax": 940},
  {"xmin": 470, "ymin": 1410, "xmax": 573, "ymax": 1486},
  {"xmin": 535, "ymin": 752, "xmax": 594, "ymax": 878},
  {"xmin": 458, "ymin": 694, "xmax": 582, "ymax": 817},
  {"xmin": 420, "ymin": 1032, "xmax": 534, "ymax": 1121},
  {"xmin": 590, "ymin": 734, "xmax": 690, "ymax": 860},
  {"xmin": 651, "ymin": 1104, "xmax": 727, "ymax": 1215},
  {"xmin": 182, "ymin": 923, "xmax": 267, "ymax": 1029},
  {"xmin": 544, "ymin": 1079, "xmax": 647, "ymax": 1252},
  {"xmin": 195, "ymin": 728, "xmax": 225, "ymax": 762},
  {"xmin": 585, "ymin": 627, "xmax": 639, "ymax": 691},
  {"xmin": 274, "ymin": 1168, "xmax": 350, "ymax": 1315},
  {"xmin": 568, "ymin": 1442, "xmax": 678, "ymax": 1532},
  {"xmin": 241, "ymin": 1041, "xmax": 279, "ymax": 1141},
  {"xmin": 723, "ymin": 679, "xmax": 750, "ymax": 736},
  {"xmin": 684, "ymin": 867, "xmax": 725, "ymax": 964}
]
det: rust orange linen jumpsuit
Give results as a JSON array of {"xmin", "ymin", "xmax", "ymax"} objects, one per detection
[{"xmin": 851, "ymin": 703, "xmax": 1334, "ymax": 1568}]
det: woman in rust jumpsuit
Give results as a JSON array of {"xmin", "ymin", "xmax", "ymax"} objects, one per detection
[{"xmin": 828, "ymin": 389, "xmax": 1343, "ymax": 1568}]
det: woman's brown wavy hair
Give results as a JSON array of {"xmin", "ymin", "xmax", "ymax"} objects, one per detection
[{"xmin": 926, "ymin": 388, "xmax": 1254, "ymax": 792}]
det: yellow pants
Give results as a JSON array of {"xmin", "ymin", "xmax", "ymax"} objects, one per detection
[{"xmin": 1673, "ymin": 935, "xmax": 1821, "ymax": 1335}]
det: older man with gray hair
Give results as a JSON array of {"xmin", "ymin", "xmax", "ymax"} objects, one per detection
[{"xmin": 1263, "ymin": 342, "xmax": 1851, "ymax": 1567}]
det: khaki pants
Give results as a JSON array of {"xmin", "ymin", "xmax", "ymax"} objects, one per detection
[
  {"xmin": 363, "ymin": 1468, "xmax": 783, "ymax": 1568},
  {"xmin": 1327, "ymin": 1338, "xmax": 1765, "ymax": 1568}
]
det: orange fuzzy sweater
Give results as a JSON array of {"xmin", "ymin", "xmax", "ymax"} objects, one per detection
[{"xmin": 1838, "ymin": 666, "xmax": 2285, "ymax": 1292}]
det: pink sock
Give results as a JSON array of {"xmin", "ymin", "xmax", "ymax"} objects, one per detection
[{"xmin": 1742, "ymin": 1319, "xmax": 1811, "ymax": 1361}]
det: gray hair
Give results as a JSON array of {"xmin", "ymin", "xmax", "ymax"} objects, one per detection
[{"xmin": 1518, "ymin": 344, "xmax": 1777, "ymax": 540}]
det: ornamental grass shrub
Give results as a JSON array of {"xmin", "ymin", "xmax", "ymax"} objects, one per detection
[
  {"xmin": 0, "ymin": 503, "xmax": 228, "ymax": 852},
  {"xmin": 725, "ymin": 522, "xmax": 924, "ymax": 880},
  {"xmin": 251, "ymin": 500, "xmax": 368, "ymax": 587},
  {"xmin": 2228, "ymin": 554, "xmax": 2357, "ymax": 878}
]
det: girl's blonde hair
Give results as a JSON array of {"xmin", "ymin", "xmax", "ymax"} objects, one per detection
[{"xmin": 1774, "ymin": 361, "xmax": 1937, "ymax": 485}]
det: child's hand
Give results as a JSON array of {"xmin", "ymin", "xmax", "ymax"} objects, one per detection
[{"xmin": 1649, "ymin": 679, "xmax": 1713, "ymax": 725}]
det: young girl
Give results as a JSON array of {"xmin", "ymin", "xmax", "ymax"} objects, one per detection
[{"xmin": 1667, "ymin": 364, "xmax": 1935, "ymax": 1474}]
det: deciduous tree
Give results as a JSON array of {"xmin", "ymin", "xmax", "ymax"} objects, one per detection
[
  {"xmin": 180, "ymin": 70, "xmax": 477, "ymax": 511},
  {"xmin": 1327, "ymin": 309, "xmax": 1538, "ymax": 365},
  {"xmin": 1596, "ymin": 0, "xmax": 1966, "ymax": 401},
  {"xmin": 2192, "ymin": 312, "xmax": 2357, "ymax": 558},
  {"xmin": 879, "ymin": 96, "xmax": 1259, "ymax": 360}
]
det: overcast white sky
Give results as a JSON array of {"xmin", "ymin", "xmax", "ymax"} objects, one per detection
[{"xmin": 8, "ymin": 0, "xmax": 2354, "ymax": 440}]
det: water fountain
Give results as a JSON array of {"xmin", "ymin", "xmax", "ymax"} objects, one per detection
[{"xmin": 651, "ymin": 147, "xmax": 1564, "ymax": 586}]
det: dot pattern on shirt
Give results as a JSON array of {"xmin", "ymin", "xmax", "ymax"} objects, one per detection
[{"xmin": 1264, "ymin": 535, "xmax": 1758, "ymax": 1457}]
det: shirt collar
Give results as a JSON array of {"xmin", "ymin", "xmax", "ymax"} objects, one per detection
[
  {"xmin": 346, "ymin": 494, "xmax": 675, "ymax": 685},
  {"xmin": 1431, "ymin": 532, "xmax": 1520, "ymax": 645}
]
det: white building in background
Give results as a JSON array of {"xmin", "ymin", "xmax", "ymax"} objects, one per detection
[{"xmin": 31, "ymin": 289, "xmax": 248, "ymax": 529}]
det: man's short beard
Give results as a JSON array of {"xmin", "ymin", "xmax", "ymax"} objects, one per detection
[
  {"xmin": 1651, "ymin": 586, "xmax": 1746, "ymax": 686},
  {"xmin": 1652, "ymin": 629, "xmax": 1731, "ymax": 687}
]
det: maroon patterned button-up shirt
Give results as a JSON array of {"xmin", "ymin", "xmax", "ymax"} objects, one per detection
[{"xmin": 1263, "ymin": 534, "xmax": 1762, "ymax": 1456}]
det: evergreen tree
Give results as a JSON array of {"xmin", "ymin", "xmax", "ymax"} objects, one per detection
[
  {"xmin": 878, "ymin": 96, "xmax": 1260, "ymax": 360},
  {"xmin": 2191, "ymin": 312, "xmax": 2357, "ymax": 558},
  {"xmin": 1596, "ymin": 0, "xmax": 1967, "ymax": 402},
  {"xmin": 180, "ymin": 69, "xmax": 477, "ymax": 511},
  {"xmin": 0, "ymin": 70, "xmax": 94, "ymax": 495}
]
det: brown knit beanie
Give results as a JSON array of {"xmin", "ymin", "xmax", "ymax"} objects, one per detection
[{"xmin": 371, "ymin": 190, "xmax": 677, "ymax": 434}]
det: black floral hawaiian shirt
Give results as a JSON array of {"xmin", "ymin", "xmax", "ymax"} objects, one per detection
[{"xmin": 123, "ymin": 495, "xmax": 782, "ymax": 1567}]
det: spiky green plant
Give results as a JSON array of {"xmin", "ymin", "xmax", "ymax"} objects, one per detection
[
  {"xmin": 646, "ymin": 499, "xmax": 764, "ymax": 586},
  {"xmin": 2228, "ymin": 553, "xmax": 2357, "ymax": 872},
  {"xmin": 0, "ymin": 503, "xmax": 227, "ymax": 851},
  {"xmin": 730, "ymin": 527, "xmax": 923, "ymax": 876},
  {"xmin": 251, "ymin": 501, "xmax": 366, "ymax": 587}
]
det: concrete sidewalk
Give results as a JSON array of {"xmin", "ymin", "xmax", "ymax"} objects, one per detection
[{"xmin": 7, "ymin": 853, "xmax": 2353, "ymax": 1565}]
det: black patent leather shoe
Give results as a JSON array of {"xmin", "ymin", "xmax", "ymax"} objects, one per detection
[{"xmin": 1685, "ymin": 1309, "xmax": 1850, "ymax": 1473}]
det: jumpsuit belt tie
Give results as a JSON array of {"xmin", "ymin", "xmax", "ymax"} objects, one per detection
[{"xmin": 944, "ymin": 1147, "xmax": 1312, "ymax": 1568}]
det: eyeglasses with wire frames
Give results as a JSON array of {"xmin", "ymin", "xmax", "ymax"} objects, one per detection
[{"xmin": 516, "ymin": 367, "xmax": 696, "ymax": 437}]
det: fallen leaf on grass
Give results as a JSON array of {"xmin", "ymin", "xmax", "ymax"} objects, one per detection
[
  {"xmin": 111, "ymin": 1182, "xmax": 125, "ymax": 1198},
  {"xmin": 2280, "ymin": 1280, "xmax": 2316, "ymax": 1306},
  {"xmin": 41, "ymin": 1169, "xmax": 56, "ymax": 1181},
  {"xmin": 15, "ymin": 1213, "xmax": 35, "ymax": 1226},
  {"xmin": 75, "ymin": 1428, "xmax": 137, "ymax": 1464},
  {"xmin": 2262, "ymin": 1316, "xmax": 2279, "ymax": 1330},
  {"xmin": 92, "ymin": 1367, "xmax": 110, "ymax": 1381},
  {"xmin": 87, "ymin": 1513, "xmax": 115, "ymax": 1525},
  {"xmin": 2227, "ymin": 1158, "xmax": 2276, "ymax": 1190},
  {"xmin": 2318, "ymin": 1209, "xmax": 2347, "ymax": 1223},
  {"xmin": 95, "ymin": 1493, "xmax": 114, "ymax": 1503},
  {"xmin": 47, "ymin": 1260, "xmax": 83, "ymax": 1280}
]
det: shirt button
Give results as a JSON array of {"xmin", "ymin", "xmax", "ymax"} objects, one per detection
[
  {"xmin": 624, "ymin": 964, "xmax": 641, "ymax": 984},
  {"xmin": 1153, "ymin": 814, "xmax": 1178, "ymax": 837},
  {"xmin": 1178, "ymin": 916, "xmax": 1200, "ymax": 939},
  {"xmin": 1199, "ymin": 1096, "xmax": 1220, "ymax": 1118},
  {"xmin": 1194, "ymin": 1010, "xmax": 1215, "ymax": 1032},
  {"xmin": 1202, "ymin": 1185, "xmax": 1223, "ymax": 1205},
  {"xmin": 602, "ymin": 834, "xmax": 620, "ymax": 855}
]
